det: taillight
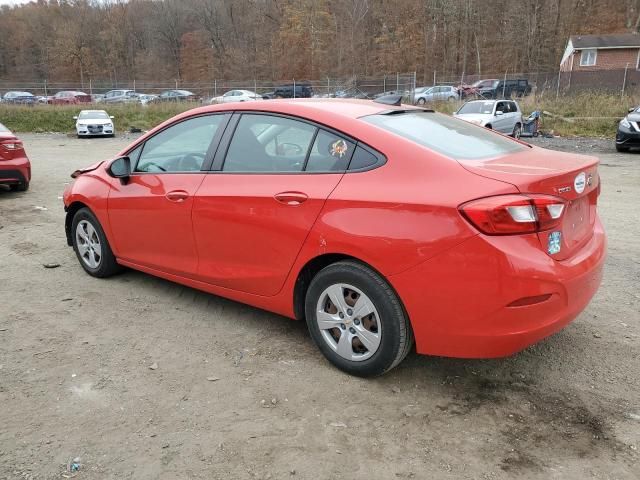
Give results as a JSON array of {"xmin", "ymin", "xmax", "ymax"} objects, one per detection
[
  {"xmin": 0, "ymin": 140, "xmax": 23, "ymax": 151},
  {"xmin": 459, "ymin": 194, "xmax": 566, "ymax": 235}
]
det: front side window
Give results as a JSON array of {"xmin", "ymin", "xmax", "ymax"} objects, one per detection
[
  {"xmin": 362, "ymin": 111, "xmax": 526, "ymax": 160},
  {"xmin": 580, "ymin": 49, "xmax": 597, "ymax": 66},
  {"xmin": 223, "ymin": 114, "xmax": 316, "ymax": 172},
  {"xmin": 135, "ymin": 115, "xmax": 223, "ymax": 173}
]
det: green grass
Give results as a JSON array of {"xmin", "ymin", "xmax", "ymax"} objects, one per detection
[
  {"xmin": 0, "ymin": 93, "xmax": 635, "ymax": 137},
  {"xmin": 0, "ymin": 103, "xmax": 196, "ymax": 134}
]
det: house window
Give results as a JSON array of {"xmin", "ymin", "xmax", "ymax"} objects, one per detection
[{"xmin": 580, "ymin": 49, "xmax": 597, "ymax": 66}]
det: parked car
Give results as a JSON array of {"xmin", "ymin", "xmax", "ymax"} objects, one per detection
[
  {"xmin": 273, "ymin": 83, "xmax": 313, "ymax": 98},
  {"xmin": 91, "ymin": 94, "xmax": 105, "ymax": 103},
  {"xmin": 154, "ymin": 90, "xmax": 197, "ymax": 103},
  {"xmin": 74, "ymin": 110, "xmax": 115, "ymax": 138},
  {"xmin": 0, "ymin": 122, "xmax": 31, "ymax": 191},
  {"xmin": 333, "ymin": 89, "xmax": 371, "ymax": 99},
  {"xmin": 479, "ymin": 79, "xmax": 532, "ymax": 99},
  {"xmin": 103, "ymin": 89, "xmax": 138, "ymax": 104},
  {"xmin": 374, "ymin": 90, "xmax": 410, "ymax": 99},
  {"xmin": 63, "ymin": 98, "xmax": 605, "ymax": 377},
  {"xmin": 454, "ymin": 99, "xmax": 523, "ymax": 138},
  {"xmin": 2, "ymin": 91, "xmax": 36, "ymax": 105},
  {"xmin": 49, "ymin": 91, "xmax": 92, "ymax": 105},
  {"xmin": 137, "ymin": 94, "xmax": 158, "ymax": 106},
  {"xmin": 414, "ymin": 85, "xmax": 459, "ymax": 104},
  {"xmin": 210, "ymin": 90, "xmax": 261, "ymax": 104},
  {"xmin": 615, "ymin": 106, "xmax": 640, "ymax": 152}
]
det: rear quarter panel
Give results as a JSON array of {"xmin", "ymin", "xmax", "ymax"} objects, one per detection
[{"xmin": 292, "ymin": 129, "xmax": 519, "ymax": 277}]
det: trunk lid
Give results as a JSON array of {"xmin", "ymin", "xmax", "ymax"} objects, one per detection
[{"xmin": 458, "ymin": 146, "xmax": 600, "ymax": 260}]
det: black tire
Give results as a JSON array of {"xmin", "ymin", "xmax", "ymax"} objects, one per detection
[
  {"xmin": 485, "ymin": 124, "xmax": 493, "ymax": 129},
  {"xmin": 10, "ymin": 181, "xmax": 29, "ymax": 192},
  {"xmin": 305, "ymin": 260, "xmax": 413, "ymax": 377},
  {"xmin": 417, "ymin": 98, "xmax": 426, "ymax": 105},
  {"xmin": 616, "ymin": 144, "xmax": 630, "ymax": 153},
  {"xmin": 71, "ymin": 207, "xmax": 122, "ymax": 278},
  {"xmin": 511, "ymin": 123, "xmax": 522, "ymax": 139}
]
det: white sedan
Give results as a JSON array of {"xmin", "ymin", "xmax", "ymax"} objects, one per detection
[
  {"xmin": 210, "ymin": 90, "xmax": 262, "ymax": 104},
  {"xmin": 74, "ymin": 110, "xmax": 115, "ymax": 138}
]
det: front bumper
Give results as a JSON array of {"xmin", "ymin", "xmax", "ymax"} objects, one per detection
[
  {"xmin": 0, "ymin": 157, "xmax": 31, "ymax": 185},
  {"xmin": 388, "ymin": 217, "xmax": 606, "ymax": 358},
  {"xmin": 77, "ymin": 125, "xmax": 114, "ymax": 136},
  {"xmin": 615, "ymin": 126, "xmax": 640, "ymax": 146}
]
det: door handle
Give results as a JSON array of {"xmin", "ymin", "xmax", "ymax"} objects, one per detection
[
  {"xmin": 274, "ymin": 191, "xmax": 308, "ymax": 206},
  {"xmin": 165, "ymin": 190, "xmax": 189, "ymax": 202}
]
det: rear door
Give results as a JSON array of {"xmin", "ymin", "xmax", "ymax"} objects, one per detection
[
  {"xmin": 108, "ymin": 113, "xmax": 229, "ymax": 276},
  {"xmin": 192, "ymin": 113, "xmax": 352, "ymax": 296}
]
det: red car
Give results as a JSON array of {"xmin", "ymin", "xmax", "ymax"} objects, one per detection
[
  {"xmin": 49, "ymin": 91, "xmax": 92, "ymax": 105},
  {"xmin": 62, "ymin": 99, "xmax": 606, "ymax": 376},
  {"xmin": 0, "ymin": 123, "xmax": 31, "ymax": 191}
]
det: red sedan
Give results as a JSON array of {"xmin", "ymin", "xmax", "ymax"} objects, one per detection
[
  {"xmin": 62, "ymin": 99, "xmax": 606, "ymax": 376},
  {"xmin": 0, "ymin": 123, "xmax": 31, "ymax": 191},
  {"xmin": 49, "ymin": 91, "xmax": 92, "ymax": 105}
]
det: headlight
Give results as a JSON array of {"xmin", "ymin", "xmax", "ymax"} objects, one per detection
[
  {"xmin": 105, "ymin": 123, "xmax": 113, "ymax": 128},
  {"xmin": 620, "ymin": 117, "xmax": 631, "ymax": 129}
]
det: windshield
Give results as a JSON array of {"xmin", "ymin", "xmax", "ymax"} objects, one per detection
[
  {"xmin": 78, "ymin": 111, "xmax": 109, "ymax": 120},
  {"xmin": 362, "ymin": 111, "xmax": 526, "ymax": 160},
  {"xmin": 457, "ymin": 101, "xmax": 495, "ymax": 115}
]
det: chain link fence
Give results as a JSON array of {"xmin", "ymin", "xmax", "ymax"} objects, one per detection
[
  {"xmin": 1, "ymin": 70, "xmax": 639, "ymax": 106},
  {"xmin": 0, "ymin": 73, "xmax": 418, "ymax": 102}
]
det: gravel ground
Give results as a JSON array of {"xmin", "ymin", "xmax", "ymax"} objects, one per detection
[{"xmin": 0, "ymin": 134, "xmax": 638, "ymax": 480}]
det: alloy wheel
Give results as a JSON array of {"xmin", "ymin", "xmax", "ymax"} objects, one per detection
[{"xmin": 75, "ymin": 220, "xmax": 102, "ymax": 269}]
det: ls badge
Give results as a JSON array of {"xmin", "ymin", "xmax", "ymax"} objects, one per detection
[{"xmin": 548, "ymin": 231, "xmax": 562, "ymax": 255}]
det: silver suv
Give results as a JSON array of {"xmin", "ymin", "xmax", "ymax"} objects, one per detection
[{"xmin": 454, "ymin": 100, "xmax": 523, "ymax": 138}]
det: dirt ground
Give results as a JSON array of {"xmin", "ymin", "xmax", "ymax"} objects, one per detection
[{"xmin": 0, "ymin": 133, "xmax": 638, "ymax": 480}]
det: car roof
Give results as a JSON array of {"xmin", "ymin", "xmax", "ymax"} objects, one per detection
[{"xmin": 199, "ymin": 98, "xmax": 415, "ymax": 120}]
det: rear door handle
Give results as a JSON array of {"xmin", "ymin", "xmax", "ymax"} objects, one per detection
[
  {"xmin": 165, "ymin": 190, "xmax": 189, "ymax": 202},
  {"xmin": 274, "ymin": 191, "xmax": 308, "ymax": 206}
]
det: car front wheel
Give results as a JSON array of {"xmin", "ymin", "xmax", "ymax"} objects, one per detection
[
  {"xmin": 416, "ymin": 98, "xmax": 426, "ymax": 105},
  {"xmin": 71, "ymin": 207, "xmax": 122, "ymax": 277},
  {"xmin": 305, "ymin": 260, "xmax": 413, "ymax": 377}
]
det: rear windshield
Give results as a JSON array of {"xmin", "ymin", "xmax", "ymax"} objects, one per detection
[
  {"xmin": 362, "ymin": 111, "xmax": 526, "ymax": 160},
  {"xmin": 457, "ymin": 101, "xmax": 495, "ymax": 114}
]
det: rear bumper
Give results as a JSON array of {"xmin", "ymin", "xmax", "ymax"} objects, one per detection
[
  {"xmin": 389, "ymin": 217, "xmax": 606, "ymax": 358},
  {"xmin": 0, "ymin": 157, "xmax": 31, "ymax": 185}
]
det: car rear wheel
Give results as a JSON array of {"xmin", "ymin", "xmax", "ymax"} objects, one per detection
[
  {"xmin": 305, "ymin": 260, "xmax": 413, "ymax": 377},
  {"xmin": 9, "ymin": 181, "xmax": 29, "ymax": 192},
  {"xmin": 511, "ymin": 123, "xmax": 522, "ymax": 139},
  {"xmin": 71, "ymin": 208, "xmax": 122, "ymax": 278}
]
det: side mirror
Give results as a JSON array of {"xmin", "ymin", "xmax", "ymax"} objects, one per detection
[
  {"xmin": 73, "ymin": 116, "xmax": 78, "ymax": 120},
  {"xmin": 108, "ymin": 156, "xmax": 131, "ymax": 183},
  {"xmin": 110, "ymin": 115, "xmax": 114, "ymax": 119},
  {"xmin": 495, "ymin": 110, "xmax": 504, "ymax": 116},
  {"xmin": 628, "ymin": 107, "xmax": 635, "ymax": 113}
]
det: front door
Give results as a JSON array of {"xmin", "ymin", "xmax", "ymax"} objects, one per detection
[
  {"xmin": 108, "ymin": 114, "xmax": 228, "ymax": 277},
  {"xmin": 192, "ymin": 113, "xmax": 353, "ymax": 296}
]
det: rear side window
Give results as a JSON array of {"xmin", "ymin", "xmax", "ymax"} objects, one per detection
[
  {"xmin": 349, "ymin": 146, "xmax": 379, "ymax": 170},
  {"xmin": 363, "ymin": 111, "xmax": 526, "ymax": 160},
  {"xmin": 223, "ymin": 114, "xmax": 315, "ymax": 172},
  {"xmin": 306, "ymin": 130, "xmax": 354, "ymax": 172}
]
